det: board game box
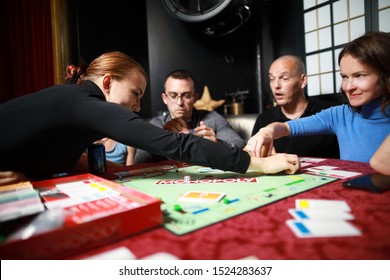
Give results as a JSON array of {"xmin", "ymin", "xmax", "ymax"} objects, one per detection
[
  {"xmin": 112, "ymin": 163, "xmax": 337, "ymax": 235},
  {"xmin": 0, "ymin": 173, "xmax": 162, "ymax": 259}
]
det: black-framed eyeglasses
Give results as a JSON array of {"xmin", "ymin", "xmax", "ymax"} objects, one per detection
[{"xmin": 164, "ymin": 92, "xmax": 194, "ymax": 101}]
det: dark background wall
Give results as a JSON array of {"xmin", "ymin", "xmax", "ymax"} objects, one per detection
[
  {"xmin": 147, "ymin": 0, "xmax": 263, "ymax": 116},
  {"xmin": 72, "ymin": 1, "xmax": 150, "ymax": 117},
  {"xmin": 73, "ymin": 0, "xmax": 305, "ymax": 118}
]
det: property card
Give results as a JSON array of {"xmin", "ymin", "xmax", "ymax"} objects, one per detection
[
  {"xmin": 295, "ymin": 199, "xmax": 351, "ymax": 212},
  {"xmin": 299, "ymin": 157, "xmax": 327, "ymax": 163},
  {"xmin": 286, "ymin": 219, "xmax": 362, "ymax": 238},
  {"xmin": 0, "ymin": 188, "xmax": 45, "ymax": 222},
  {"xmin": 288, "ymin": 208, "xmax": 355, "ymax": 220},
  {"xmin": 197, "ymin": 167, "xmax": 224, "ymax": 173},
  {"xmin": 306, "ymin": 166, "xmax": 361, "ymax": 179},
  {"xmin": 0, "ymin": 181, "xmax": 34, "ymax": 193},
  {"xmin": 299, "ymin": 158, "xmax": 327, "ymax": 168},
  {"xmin": 178, "ymin": 191, "xmax": 225, "ymax": 202}
]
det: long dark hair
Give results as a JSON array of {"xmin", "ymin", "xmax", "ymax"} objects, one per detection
[{"xmin": 338, "ymin": 31, "xmax": 390, "ymax": 115}]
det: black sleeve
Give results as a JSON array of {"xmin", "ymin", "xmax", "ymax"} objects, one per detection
[{"xmin": 79, "ymin": 100, "xmax": 250, "ymax": 173}]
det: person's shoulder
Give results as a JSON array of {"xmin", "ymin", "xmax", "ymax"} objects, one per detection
[
  {"xmin": 115, "ymin": 141, "xmax": 127, "ymax": 148},
  {"xmin": 205, "ymin": 110, "xmax": 223, "ymax": 117},
  {"xmin": 37, "ymin": 83, "xmax": 76, "ymax": 95},
  {"xmin": 113, "ymin": 141, "xmax": 128, "ymax": 153},
  {"xmin": 149, "ymin": 113, "xmax": 167, "ymax": 126},
  {"xmin": 311, "ymin": 102, "xmax": 349, "ymax": 118},
  {"xmin": 196, "ymin": 109, "xmax": 223, "ymax": 119}
]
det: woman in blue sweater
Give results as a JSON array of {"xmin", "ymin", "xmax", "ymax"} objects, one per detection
[{"xmin": 246, "ymin": 31, "xmax": 390, "ymax": 163}]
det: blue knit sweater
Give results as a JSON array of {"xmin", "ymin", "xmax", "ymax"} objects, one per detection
[{"xmin": 288, "ymin": 97, "xmax": 390, "ymax": 162}]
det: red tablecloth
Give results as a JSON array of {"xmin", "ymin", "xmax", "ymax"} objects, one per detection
[{"xmin": 75, "ymin": 159, "xmax": 390, "ymax": 260}]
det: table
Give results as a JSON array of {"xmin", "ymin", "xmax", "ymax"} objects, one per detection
[{"xmin": 74, "ymin": 158, "xmax": 390, "ymax": 260}]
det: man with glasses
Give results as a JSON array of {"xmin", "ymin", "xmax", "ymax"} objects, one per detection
[{"xmin": 133, "ymin": 69, "xmax": 245, "ymax": 163}]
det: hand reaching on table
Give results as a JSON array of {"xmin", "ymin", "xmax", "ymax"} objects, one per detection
[
  {"xmin": 245, "ymin": 122, "xmax": 291, "ymax": 157},
  {"xmin": 248, "ymin": 153, "xmax": 300, "ymax": 175}
]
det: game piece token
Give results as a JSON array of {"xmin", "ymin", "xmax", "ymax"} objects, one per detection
[
  {"xmin": 184, "ymin": 176, "xmax": 191, "ymax": 182},
  {"xmin": 173, "ymin": 204, "xmax": 186, "ymax": 214},
  {"xmin": 173, "ymin": 204, "xmax": 182, "ymax": 211}
]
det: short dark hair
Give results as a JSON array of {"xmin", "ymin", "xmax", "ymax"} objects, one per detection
[{"xmin": 164, "ymin": 69, "xmax": 196, "ymax": 91}]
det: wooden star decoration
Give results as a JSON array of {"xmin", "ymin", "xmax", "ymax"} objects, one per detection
[{"xmin": 194, "ymin": 85, "xmax": 225, "ymax": 111}]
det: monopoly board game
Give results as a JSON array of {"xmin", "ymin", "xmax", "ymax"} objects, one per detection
[{"xmin": 114, "ymin": 163, "xmax": 337, "ymax": 235}]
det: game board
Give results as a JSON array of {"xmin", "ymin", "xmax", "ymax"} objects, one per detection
[{"xmin": 114, "ymin": 164, "xmax": 337, "ymax": 235}]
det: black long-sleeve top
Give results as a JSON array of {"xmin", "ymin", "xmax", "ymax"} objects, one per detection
[{"xmin": 0, "ymin": 81, "xmax": 250, "ymax": 179}]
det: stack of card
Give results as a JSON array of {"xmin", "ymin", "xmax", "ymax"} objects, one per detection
[
  {"xmin": 0, "ymin": 181, "xmax": 45, "ymax": 222},
  {"xmin": 286, "ymin": 199, "xmax": 362, "ymax": 238}
]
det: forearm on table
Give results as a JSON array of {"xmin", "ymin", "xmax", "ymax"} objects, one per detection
[
  {"xmin": 261, "ymin": 122, "xmax": 291, "ymax": 139},
  {"xmin": 370, "ymin": 152, "xmax": 390, "ymax": 175},
  {"xmin": 370, "ymin": 135, "xmax": 390, "ymax": 175}
]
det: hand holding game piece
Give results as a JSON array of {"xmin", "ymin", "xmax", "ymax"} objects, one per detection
[
  {"xmin": 193, "ymin": 121, "xmax": 218, "ymax": 143},
  {"xmin": 163, "ymin": 117, "xmax": 189, "ymax": 134},
  {"xmin": 248, "ymin": 153, "xmax": 300, "ymax": 174}
]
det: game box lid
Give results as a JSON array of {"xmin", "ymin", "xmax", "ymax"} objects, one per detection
[{"xmin": 0, "ymin": 173, "xmax": 162, "ymax": 259}]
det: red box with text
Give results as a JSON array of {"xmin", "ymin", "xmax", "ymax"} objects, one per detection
[{"xmin": 0, "ymin": 174, "xmax": 162, "ymax": 259}]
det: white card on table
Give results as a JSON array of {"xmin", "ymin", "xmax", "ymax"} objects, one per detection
[
  {"xmin": 295, "ymin": 199, "xmax": 351, "ymax": 212},
  {"xmin": 306, "ymin": 167, "xmax": 361, "ymax": 179},
  {"xmin": 286, "ymin": 219, "xmax": 362, "ymax": 238},
  {"xmin": 288, "ymin": 208, "xmax": 355, "ymax": 220}
]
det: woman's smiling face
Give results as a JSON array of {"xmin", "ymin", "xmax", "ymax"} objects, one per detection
[{"xmin": 340, "ymin": 54, "xmax": 382, "ymax": 107}]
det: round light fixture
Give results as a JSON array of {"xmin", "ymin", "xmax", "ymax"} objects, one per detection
[{"xmin": 162, "ymin": 0, "xmax": 253, "ymax": 37}]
